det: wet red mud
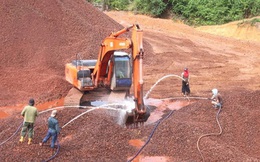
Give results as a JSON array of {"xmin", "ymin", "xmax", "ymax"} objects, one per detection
[
  {"xmin": 0, "ymin": 111, "xmax": 9, "ymax": 119},
  {"xmin": 129, "ymin": 139, "xmax": 145, "ymax": 148},
  {"xmin": 145, "ymin": 98, "xmax": 194, "ymax": 125},
  {"xmin": 0, "ymin": 99, "xmax": 64, "ymax": 119},
  {"xmin": 129, "ymin": 139, "xmax": 171, "ymax": 162},
  {"xmin": 36, "ymin": 98, "xmax": 64, "ymax": 111}
]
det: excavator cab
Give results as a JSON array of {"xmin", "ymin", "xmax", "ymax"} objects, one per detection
[{"xmin": 110, "ymin": 51, "xmax": 132, "ymax": 91}]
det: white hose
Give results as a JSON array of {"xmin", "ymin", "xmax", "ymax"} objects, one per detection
[
  {"xmin": 62, "ymin": 107, "xmax": 98, "ymax": 128},
  {"xmin": 161, "ymin": 97, "xmax": 209, "ymax": 101},
  {"xmin": 61, "ymin": 104, "xmax": 123, "ymax": 129},
  {"xmin": 144, "ymin": 74, "xmax": 184, "ymax": 99},
  {"xmin": 196, "ymin": 106, "xmax": 223, "ymax": 162}
]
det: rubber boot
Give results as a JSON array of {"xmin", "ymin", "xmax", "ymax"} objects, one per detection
[
  {"xmin": 19, "ymin": 136, "xmax": 24, "ymax": 143},
  {"xmin": 28, "ymin": 138, "xmax": 32, "ymax": 145}
]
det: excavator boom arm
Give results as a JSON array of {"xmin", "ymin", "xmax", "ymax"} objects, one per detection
[{"xmin": 131, "ymin": 25, "xmax": 145, "ymax": 113}]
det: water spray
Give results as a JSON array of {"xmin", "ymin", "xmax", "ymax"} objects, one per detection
[
  {"xmin": 144, "ymin": 74, "xmax": 184, "ymax": 99},
  {"xmin": 61, "ymin": 103, "xmax": 127, "ymax": 129}
]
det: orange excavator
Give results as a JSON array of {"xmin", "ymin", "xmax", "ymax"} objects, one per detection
[{"xmin": 65, "ymin": 24, "xmax": 150, "ymax": 126}]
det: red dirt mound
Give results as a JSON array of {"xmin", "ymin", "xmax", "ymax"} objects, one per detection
[{"xmin": 0, "ymin": 0, "xmax": 123, "ymax": 106}]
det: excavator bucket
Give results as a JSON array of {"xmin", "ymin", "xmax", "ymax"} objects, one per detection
[{"xmin": 124, "ymin": 106, "xmax": 150, "ymax": 127}]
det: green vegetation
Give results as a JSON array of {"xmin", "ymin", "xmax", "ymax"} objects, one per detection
[
  {"xmin": 250, "ymin": 18, "xmax": 260, "ymax": 25},
  {"xmin": 87, "ymin": 0, "xmax": 260, "ymax": 26},
  {"xmin": 170, "ymin": 0, "xmax": 260, "ymax": 26},
  {"xmin": 237, "ymin": 18, "xmax": 260, "ymax": 27}
]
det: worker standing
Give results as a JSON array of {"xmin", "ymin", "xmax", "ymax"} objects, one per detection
[
  {"xmin": 39, "ymin": 110, "xmax": 60, "ymax": 148},
  {"xmin": 211, "ymin": 88, "xmax": 223, "ymax": 108},
  {"xmin": 181, "ymin": 68, "xmax": 190, "ymax": 96},
  {"xmin": 19, "ymin": 98, "xmax": 39, "ymax": 144}
]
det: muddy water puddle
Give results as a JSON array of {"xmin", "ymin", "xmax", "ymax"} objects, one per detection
[
  {"xmin": 135, "ymin": 156, "xmax": 171, "ymax": 162},
  {"xmin": 128, "ymin": 139, "xmax": 172, "ymax": 162},
  {"xmin": 129, "ymin": 139, "xmax": 144, "ymax": 148},
  {"xmin": 145, "ymin": 98, "xmax": 195, "ymax": 125},
  {"xmin": 37, "ymin": 98, "xmax": 64, "ymax": 110},
  {"xmin": 0, "ymin": 104, "xmax": 24, "ymax": 119},
  {"xmin": 0, "ymin": 99, "xmax": 64, "ymax": 119},
  {"xmin": 0, "ymin": 111, "xmax": 9, "ymax": 118}
]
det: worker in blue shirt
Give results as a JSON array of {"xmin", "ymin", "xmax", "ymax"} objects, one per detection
[{"xmin": 39, "ymin": 110, "xmax": 60, "ymax": 148}]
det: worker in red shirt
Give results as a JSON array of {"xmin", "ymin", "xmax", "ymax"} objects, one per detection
[{"xmin": 181, "ymin": 68, "xmax": 190, "ymax": 96}]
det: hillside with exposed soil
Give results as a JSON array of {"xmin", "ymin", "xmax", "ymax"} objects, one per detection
[
  {"xmin": 0, "ymin": 0, "xmax": 123, "ymax": 106},
  {"xmin": 1, "ymin": 1, "xmax": 260, "ymax": 162}
]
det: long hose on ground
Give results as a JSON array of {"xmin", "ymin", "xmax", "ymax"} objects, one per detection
[
  {"xmin": 43, "ymin": 139, "xmax": 61, "ymax": 162},
  {"xmin": 196, "ymin": 106, "xmax": 223, "ymax": 162},
  {"xmin": 0, "ymin": 121, "xmax": 23, "ymax": 146},
  {"xmin": 127, "ymin": 96, "xmax": 199, "ymax": 162},
  {"xmin": 127, "ymin": 108, "xmax": 175, "ymax": 162},
  {"xmin": 128, "ymin": 96, "xmax": 221, "ymax": 162}
]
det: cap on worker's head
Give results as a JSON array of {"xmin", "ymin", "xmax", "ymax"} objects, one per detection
[
  {"xmin": 184, "ymin": 67, "xmax": 188, "ymax": 71},
  {"xmin": 212, "ymin": 88, "xmax": 218, "ymax": 95},
  {"xmin": 51, "ymin": 110, "xmax": 57, "ymax": 117},
  {"xmin": 29, "ymin": 98, "xmax": 35, "ymax": 106}
]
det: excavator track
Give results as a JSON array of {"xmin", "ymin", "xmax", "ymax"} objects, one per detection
[{"xmin": 64, "ymin": 87, "xmax": 83, "ymax": 106}]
